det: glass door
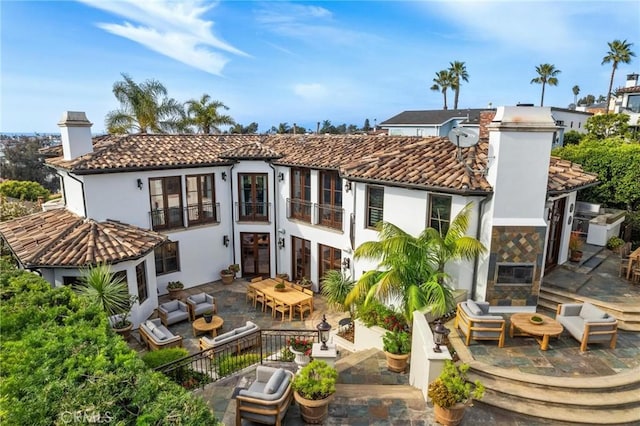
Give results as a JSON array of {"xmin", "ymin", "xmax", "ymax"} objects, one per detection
[{"xmin": 241, "ymin": 232, "xmax": 271, "ymax": 277}]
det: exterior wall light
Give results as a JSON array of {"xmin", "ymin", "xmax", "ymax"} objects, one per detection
[
  {"xmin": 137, "ymin": 178, "xmax": 143, "ymax": 190},
  {"xmin": 278, "ymin": 172, "xmax": 284, "ymax": 182},
  {"xmin": 221, "ymin": 172, "xmax": 227, "ymax": 181},
  {"xmin": 223, "ymin": 235, "xmax": 230, "ymax": 247},
  {"xmin": 341, "ymin": 257, "xmax": 350, "ymax": 270},
  {"xmin": 278, "ymin": 237, "xmax": 285, "ymax": 249}
]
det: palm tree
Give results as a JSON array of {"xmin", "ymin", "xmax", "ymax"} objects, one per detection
[
  {"xmin": 530, "ymin": 64, "xmax": 561, "ymax": 107},
  {"xmin": 345, "ymin": 203, "xmax": 486, "ymax": 323},
  {"xmin": 74, "ymin": 264, "xmax": 130, "ymax": 317},
  {"xmin": 105, "ymin": 73, "xmax": 183, "ymax": 134},
  {"xmin": 449, "ymin": 61, "xmax": 469, "ymax": 110},
  {"xmin": 572, "ymin": 85, "xmax": 580, "ymax": 106},
  {"xmin": 185, "ymin": 94, "xmax": 235, "ymax": 134},
  {"xmin": 602, "ymin": 39, "xmax": 636, "ymax": 113},
  {"xmin": 321, "ymin": 270, "xmax": 355, "ymax": 318},
  {"xmin": 431, "ymin": 70, "xmax": 454, "ymax": 110}
]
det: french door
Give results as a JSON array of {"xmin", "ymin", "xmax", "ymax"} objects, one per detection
[
  {"xmin": 545, "ymin": 198, "xmax": 566, "ymax": 270},
  {"xmin": 241, "ymin": 232, "xmax": 271, "ymax": 277}
]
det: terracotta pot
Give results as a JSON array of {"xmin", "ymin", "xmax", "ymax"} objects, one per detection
[
  {"xmin": 167, "ymin": 288, "xmax": 183, "ymax": 300},
  {"xmin": 113, "ymin": 322, "xmax": 133, "ymax": 340},
  {"xmin": 384, "ymin": 351, "xmax": 410, "ymax": 373},
  {"xmin": 570, "ymin": 250, "xmax": 583, "ymax": 262},
  {"xmin": 433, "ymin": 402, "xmax": 468, "ymax": 426},
  {"xmin": 220, "ymin": 272, "xmax": 234, "ymax": 285},
  {"xmin": 293, "ymin": 391, "xmax": 334, "ymax": 424}
]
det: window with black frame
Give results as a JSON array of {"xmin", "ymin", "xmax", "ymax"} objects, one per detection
[
  {"xmin": 367, "ymin": 186, "xmax": 384, "ymax": 228},
  {"xmin": 428, "ymin": 194, "xmax": 451, "ymax": 236}
]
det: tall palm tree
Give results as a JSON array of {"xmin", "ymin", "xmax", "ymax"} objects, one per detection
[
  {"xmin": 185, "ymin": 94, "xmax": 235, "ymax": 134},
  {"xmin": 431, "ymin": 70, "xmax": 454, "ymax": 110},
  {"xmin": 105, "ymin": 73, "xmax": 183, "ymax": 134},
  {"xmin": 530, "ymin": 64, "xmax": 561, "ymax": 107},
  {"xmin": 449, "ymin": 61, "xmax": 469, "ymax": 110},
  {"xmin": 572, "ymin": 85, "xmax": 580, "ymax": 106},
  {"xmin": 345, "ymin": 203, "xmax": 486, "ymax": 323},
  {"xmin": 602, "ymin": 39, "xmax": 636, "ymax": 113}
]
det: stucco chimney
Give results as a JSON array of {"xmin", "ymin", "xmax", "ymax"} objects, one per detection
[
  {"xmin": 58, "ymin": 111, "xmax": 93, "ymax": 161},
  {"xmin": 626, "ymin": 73, "xmax": 639, "ymax": 88}
]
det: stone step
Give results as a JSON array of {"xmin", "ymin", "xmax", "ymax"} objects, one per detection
[
  {"xmin": 334, "ymin": 347, "xmax": 379, "ymax": 373},
  {"xmin": 335, "ymin": 384, "xmax": 424, "ymax": 402}
]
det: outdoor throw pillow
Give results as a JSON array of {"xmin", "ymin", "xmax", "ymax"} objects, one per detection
[
  {"xmin": 264, "ymin": 368, "xmax": 286, "ymax": 394},
  {"xmin": 162, "ymin": 300, "xmax": 179, "ymax": 311},
  {"xmin": 191, "ymin": 293, "xmax": 206, "ymax": 304},
  {"xmin": 579, "ymin": 302, "xmax": 607, "ymax": 321},
  {"xmin": 145, "ymin": 320, "xmax": 156, "ymax": 332},
  {"xmin": 152, "ymin": 327, "xmax": 168, "ymax": 341},
  {"xmin": 466, "ymin": 300, "xmax": 483, "ymax": 316}
]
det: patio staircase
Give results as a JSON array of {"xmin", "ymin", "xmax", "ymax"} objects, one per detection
[
  {"xmin": 465, "ymin": 361, "xmax": 640, "ymax": 424},
  {"xmin": 539, "ymin": 285, "xmax": 640, "ymax": 331}
]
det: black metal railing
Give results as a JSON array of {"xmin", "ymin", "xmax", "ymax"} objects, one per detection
[
  {"xmin": 287, "ymin": 198, "xmax": 312, "ymax": 223},
  {"xmin": 236, "ymin": 201, "xmax": 270, "ymax": 222},
  {"xmin": 187, "ymin": 202, "xmax": 220, "ymax": 226},
  {"xmin": 315, "ymin": 203, "xmax": 343, "ymax": 231},
  {"xmin": 150, "ymin": 206, "xmax": 184, "ymax": 231},
  {"xmin": 155, "ymin": 329, "xmax": 319, "ymax": 389}
]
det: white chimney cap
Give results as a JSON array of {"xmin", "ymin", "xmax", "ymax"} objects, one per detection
[{"xmin": 58, "ymin": 111, "xmax": 92, "ymax": 127}]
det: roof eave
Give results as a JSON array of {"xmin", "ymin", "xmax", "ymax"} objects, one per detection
[
  {"xmin": 547, "ymin": 180, "xmax": 600, "ymax": 196},
  {"xmin": 344, "ymin": 175, "xmax": 493, "ymax": 196}
]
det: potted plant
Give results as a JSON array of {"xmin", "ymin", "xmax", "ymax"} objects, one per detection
[
  {"xmin": 382, "ymin": 330, "xmax": 411, "ymax": 372},
  {"xmin": 274, "ymin": 281, "xmax": 286, "ymax": 292},
  {"xmin": 569, "ymin": 231, "xmax": 583, "ymax": 262},
  {"xmin": 292, "ymin": 360, "xmax": 338, "ymax": 424},
  {"xmin": 427, "ymin": 360, "xmax": 485, "ymax": 426},
  {"xmin": 606, "ymin": 236, "xmax": 624, "ymax": 253},
  {"xmin": 298, "ymin": 276, "xmax": 312, "ymax": 289},
  {"xmin": 166, "ymin": 281, "xmax": 184, "ymax": 300},
  {"xmin": 288, "ymin": 336, "xmax": 313, "ymax": 370},
  {"xmin": 202, "ymin": 310, "xmax": 213, "ymax": 323},
  {"xmin": 220, "ymin": 264, "xmax": 239, "ymax": 284}
]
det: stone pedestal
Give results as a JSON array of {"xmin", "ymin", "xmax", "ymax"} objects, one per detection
[{"xmin": 311, "ymin": 343, "xmax": 337, "ymax": 368}]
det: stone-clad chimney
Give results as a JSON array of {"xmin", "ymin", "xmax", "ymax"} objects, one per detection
[{"xmin": 58, "ymin": 111, "xmax": 93, "ymax": 160}]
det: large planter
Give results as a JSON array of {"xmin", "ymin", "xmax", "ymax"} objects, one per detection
[
  {"xmin": 384, "ymin": 351, "xmax": 410, "ymax": 373},
  {"xmin": 113, "ymin": 321, "xmax": 133, "ymax": 340},
  {"xmin": 293, "ymin": 391, "xmax": 334, "ymax": 424},
  {"xmin": 569, "ymin": 250, "xmax": 583, "ymax": 262},
  {"xmin": 290, "ymin": 347, "xmax": 310, "ymax": 371},
  {"xmin": 433, "ymin": 402, "xmax": 468, "ymax": 426},
  {"xmin": 220, "ymin": 272, "xmax": 234, "ymax": 285},
  {"xmin": 167, "ymin": 288, "xmax": 183, "ymax": 300}
]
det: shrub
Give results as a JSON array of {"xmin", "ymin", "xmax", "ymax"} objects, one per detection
[
  {"xmin": 356, "ymin": 300, "xmax": 408, "ymax": 332},
  {"xmin": 0, "ymin": 180, "xmax": 49, "ymax": 202},
  {"xmin": 606, "ymin": 236, "xmax": 624, "ymax": 251},
  {"xmin": 427, "ymin": 360, "xmax": 484, "ymax": 408},
  {"xmin": 382, "ymin": 330, "xmax": 411, "ymax": 355},
  {"xmin": 292, "ymin": 360, "xmax": 338, "ymax": 400},
  {"xmin": 142, "ymin": 347, "xmax": 189, "ymax": 369},
  {"xmin": 0, "ymin": 266, "xmax": 219, "ymax": 425},
  {"xmin": 216, "ymin": 353, "xmax": 262, "ymax": 377}
]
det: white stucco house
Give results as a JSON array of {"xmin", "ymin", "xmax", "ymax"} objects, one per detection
[
  {"xmin": 0, "ymin": 106, "xmax": 598, "ymax": 326},
  {"xmin": 612, "ymin": 73, "xmax": 640, "ymax": 136}
]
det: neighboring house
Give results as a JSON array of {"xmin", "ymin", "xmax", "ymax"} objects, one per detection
[
  {"xmin": 0, "ymin": 107, "xmax": 598, "ymax": 325},
  {"xmin": 612, "ymin": 73, "xmax": 640, "ymax": 136},
  {"xmin": 381, "ymin": 107, "xmax": 591, "ymax": 147}
]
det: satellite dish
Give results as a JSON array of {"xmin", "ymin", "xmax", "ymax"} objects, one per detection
[{"xmin": 447, "ymin": 127, "xmax": 480, "ymax": 148}]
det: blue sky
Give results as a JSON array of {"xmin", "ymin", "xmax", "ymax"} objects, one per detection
[{"xmin": 1, "ymin": 0, "xmax": 639, "ymax": 134}]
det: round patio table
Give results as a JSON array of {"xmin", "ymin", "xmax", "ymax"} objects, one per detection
[
  {"xmin": 509, "ymin": 313, "xmax": 563, "ymax": 351},
  {"xmin": 192, "ymin": 316, "xmax": 224, "ymax": 337}
]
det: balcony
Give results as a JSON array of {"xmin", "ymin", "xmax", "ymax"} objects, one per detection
[
  {"xmin": 150, "ymin": 202, "xmax": 221, "ymax": 231},
  {"xmin": 315, "ymin": 204, "xmax": 343, "ymax": 231},
  {"xmin": 287, "ymin": 198, "xmax": 312, "ymax": 223},
  {"xmin": 237, "ymin": 201, "xmax": 271, "ymax": 222}
]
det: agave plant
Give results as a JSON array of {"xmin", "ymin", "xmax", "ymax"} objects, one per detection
[{"xmin": 75, "ymin": 264, "xmax": 130, "ymax": 317}]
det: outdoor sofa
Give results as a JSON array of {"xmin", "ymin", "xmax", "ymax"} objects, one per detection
[
  {"xmin": 556, "ymin": 302, "xmax": 618, "ymax": 352},
  {"xmin": 235, "ymin": 366, "xmax": 294, "ymax": 426},
  {"xmin": 199, "ymin": 320, "xmax": 260, "ymax": 353},
  {"xmin": 454, "ymin": 300, "xmax": 506, "ymax": 347},
  {"xmin": 139, "ymin": 318, "xmax": 183, "ymax": 351}
]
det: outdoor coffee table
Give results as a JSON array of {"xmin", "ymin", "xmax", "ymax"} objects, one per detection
[
  {"xmin": 192, "ymin": 316, "xmax": 224, "ymax": 337},
  {"xmin": 509, "ymin": 313, "xmax": 563, "ymax": 351}
]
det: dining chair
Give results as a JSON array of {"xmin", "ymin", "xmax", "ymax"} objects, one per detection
[
  {"xmin": 254, "ymin": 290, "xmax": 266, "ymax": 311},
  {"xmin": 265, "ymin": 294, "xmax": 277, "ymax": 315},
  {"xmin": 618, "ymin": 242, "xmax": 632, "ymax": 277},
  {"xmin": 295, "ymin": 299, "xmax": 313, "ymax": 321},
  {"xmin": 273, "ymin": 300, "xmax": 290, "ymax": 321}
]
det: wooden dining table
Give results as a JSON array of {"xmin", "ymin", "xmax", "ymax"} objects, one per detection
[
  {"xmin": 249, "ymin": 278, "xmax": 313, "ymax": 321},
  {"xmin": 626, "ymin": 247, "xmax": 640, "ymax": 280}
]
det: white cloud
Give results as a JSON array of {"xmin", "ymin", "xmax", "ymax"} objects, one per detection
[
  {"xmin": 79, "ymin": 0, "xmax": 247, "ymax": 75},
  {"xmin": 293, "ymin": 83, "xmax": 329, "ymax": 100}
]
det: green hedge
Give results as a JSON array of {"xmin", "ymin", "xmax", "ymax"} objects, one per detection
[
  {"xmin": 0, "ymin": 180, "xmax": 49, "ymax": 202},
  {"xmin": 0, "ymin": 267, "xmax": 219, "ymax": 425}
]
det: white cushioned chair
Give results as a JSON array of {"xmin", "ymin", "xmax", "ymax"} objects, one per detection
[
  {"xmin": 158, "ymin": 300, "xmax": 190, "ymax": 326},
  {"xmin": 556, "ymin": 302, "xmax": 618, "ymax": 352},
  {"xmin": 454, "ymin": 300, "xmax": 506, "ymax": 347},
  {"xmin": 186, "ymin": 293, "xmax": 217, "ymax": 321},
  {"xmin": 236, "ymin": 366, "xmax": 294, "ymax": 426}
]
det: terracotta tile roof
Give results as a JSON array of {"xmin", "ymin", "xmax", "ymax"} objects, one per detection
[
  {"xmin": 617, "ymin": 86, "xmax": 640, "ymax": 94},
  {"xmin": 0, "ymin": 209, "xmax": 166, "ymax": 267},
  {"xmin": 547, "ymin": 157, "xmax": 599, "ymax": 194},
  {"xmin": 44, "ymin": 132, "xmax": 597, "ymax": 195},
  {"xmin": 46, "ymin": 134, "xmax": 261, "ymax": 173}
]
